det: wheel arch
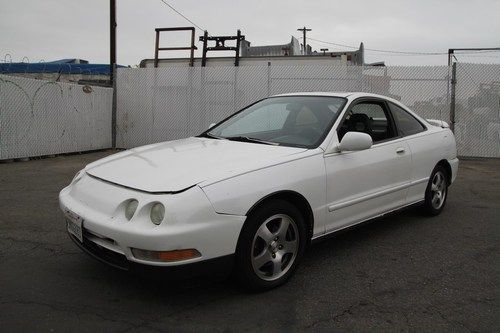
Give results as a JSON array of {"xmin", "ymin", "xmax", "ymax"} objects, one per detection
[
  {"xmin": 244, "ymin": 190, "xmax": 315, "ymax": 244},
  {"xmin": 436, "ymin": 159, "xmax": 452, "ymax": 185}
]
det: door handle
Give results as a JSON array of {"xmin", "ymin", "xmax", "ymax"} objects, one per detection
[{"xmin": 396, "ymin": 147, "xmax": 406, "ymax": 154}]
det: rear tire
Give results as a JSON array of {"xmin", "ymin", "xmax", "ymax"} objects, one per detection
[
  {"xmin": 236, "ymin": 199, "xmax": 307, "ymax": 291},
  {"xmin": 423, "ymin": 165, "xmax": 449, "ymax": 216}
]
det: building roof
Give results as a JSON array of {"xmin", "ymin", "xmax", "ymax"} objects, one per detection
[
  {"xmin": 241, "ymin": 37, "xmax": 302, "ymax": 57},
  {"xmin": 0, "ymin": 59, "xmax": 125, "ymax": 75}
]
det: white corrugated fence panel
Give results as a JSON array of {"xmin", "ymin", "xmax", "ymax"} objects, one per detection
[{"xmin": 0, "ymin": 74, "xmax": 112, "ymax": 159}]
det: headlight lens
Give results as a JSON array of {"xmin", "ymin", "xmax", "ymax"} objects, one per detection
[
  {"xmin": 124, "ymin": 199, "xmax": 138, "ymax": 220},
  {"xmin": 150, "ymin": 203, "xmax": 165, "ymax": 225}
]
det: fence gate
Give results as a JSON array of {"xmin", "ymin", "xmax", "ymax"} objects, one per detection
[{"xmin": 453, "ymin": 63, "xmax": 500, "ymax": 157}]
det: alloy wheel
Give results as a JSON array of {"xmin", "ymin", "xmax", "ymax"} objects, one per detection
[
  {"xmin": 251, "ymin": 214, "xmax": 299, "ymax": 281},
  {"xmin": 430, "ymin": 171, "xmax": 447, "ymax": 209}
]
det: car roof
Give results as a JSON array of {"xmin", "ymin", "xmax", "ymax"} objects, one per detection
[
  {"xmin": 271, "ymin": 91, "xmax": 432, "ymax": 127},
  {"xmin": 272, "ymin": 92, "xmax": 392, "ymax": 100},
  {"xmin": 271, "ymin": 92, "xmax": 411, "ymax": 107},
  {"xmin": 272, "ymin": 92, "xmax": 353, "ymax": 98}
]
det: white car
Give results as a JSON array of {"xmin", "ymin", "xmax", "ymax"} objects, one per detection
[{"xmin": 60, "ymin": 92, "xmax": 459, "ymax": 290}]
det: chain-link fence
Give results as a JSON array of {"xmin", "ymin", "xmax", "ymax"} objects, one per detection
[
  {"xmin": 0, "ymin": 74, "xmax": 113, "ymax": 159},
  {"xmin": 117, "ymin": 64, "xmax": 458, "ymax": 149},
  {"xmin": 2, "ymin": 63, "xmax": 497, "ymax": 159},
  {"xmin": 454, "ymin": 63, "xmax": 500, "ymax": 157}
]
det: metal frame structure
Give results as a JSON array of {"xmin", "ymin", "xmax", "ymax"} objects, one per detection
[
  {"xmin": 199, "ymin": 30, "xmax": 245, "ymax": 67},
  {"xmin": 154, "ymin": 27, "xmax": 198, "ymax": 67},
  {"xmin": 448, "ymin": 47, "xmax": 500, "ymax": 66}
]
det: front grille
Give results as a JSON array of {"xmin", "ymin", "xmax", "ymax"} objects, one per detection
[{"xmin": 70, "ymin": 231, "xmax": 129, "ymax": 270}]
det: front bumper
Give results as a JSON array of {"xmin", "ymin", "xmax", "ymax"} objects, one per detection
[
  {"xmin": 60, "ymin": 173, "xmax": 245, "ymax": 270},
  {"xmin": 68, "ymin": 231, "xmax": 234, "ymax": 280}
]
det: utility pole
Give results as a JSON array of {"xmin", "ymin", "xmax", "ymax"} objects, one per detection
[
  {"xmin": 110, "ymin": 0, "xmax": 116, "ymax": 85},
  {"xmin": 297, "ymin": 26, "xmax": 311, "ymax": 55},
  {"xmin": 110, "ymin": 0, "xmax": 117, "ymax": 147}
]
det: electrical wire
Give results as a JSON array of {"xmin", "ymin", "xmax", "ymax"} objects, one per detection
[
  {"xmin": 305, "ymin": 36, "xmax": 447, "ymax": 55},
  {"xmin": 158, "ymin": 0, "xmax": 206, "ymax": 32},
  {"xmin": 303, "ymin": 36, "xmax": 500, "ymax": 58}
]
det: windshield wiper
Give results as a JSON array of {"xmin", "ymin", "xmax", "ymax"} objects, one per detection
[
  {"xmin": 198, "ymin": 132, "xmax": 225, "ymax": 140},
  {"xmin": 224, "ymin": 136, "xmax": 279, "ymax": 145}
]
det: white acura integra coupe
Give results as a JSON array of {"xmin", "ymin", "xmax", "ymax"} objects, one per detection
[{"xmin": 60, "ymin": 92, "xmax": 459, "ymax": 290}]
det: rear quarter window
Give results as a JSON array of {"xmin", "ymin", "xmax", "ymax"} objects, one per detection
[{"xmin": 389, "ymin": 102, "xmax": 426, "ymax": 136}]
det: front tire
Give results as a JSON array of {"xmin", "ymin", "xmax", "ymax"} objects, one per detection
[
  {"xmin": 423, "ymin": 165, "xmax": 449, "ymax": 216},
  {"xmin": 236, "ymin": 200, "xmax": 307, "ymax": 291}
]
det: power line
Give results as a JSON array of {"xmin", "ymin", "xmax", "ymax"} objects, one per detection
[
  {"xmin": 305, "ymin": 37, "xmax": 358, "ymax": 50},
  {"xmin": 364, "ymin": 52, "xmax": 445, "ymax": 57},
  {"xmin": 305, "ymin": 36, "xmax": 448, "ymax": 55},
  {"xmin": 302, "ymin": 36, "xmax": 500, "ymax": 57},
  {"xmin": 158, "ymin": 0, "xmax": 205, "ymax": 32},
  {"xmin": 296, "ymin": 36, "xmax": 443, "ymax": 57}
]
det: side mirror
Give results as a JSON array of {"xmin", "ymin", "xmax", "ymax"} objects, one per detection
[
  {"xmin": 208, "ymin": 123, "xmax": 216, "ymax": 129},
  {"xmin": 338, "ymin": 132, "xmax": 372, "ymax": 152}
]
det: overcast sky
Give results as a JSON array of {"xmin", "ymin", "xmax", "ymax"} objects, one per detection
[{"xmin": 1, "ymin": 0, "xmax": 499, "ymax": 66}]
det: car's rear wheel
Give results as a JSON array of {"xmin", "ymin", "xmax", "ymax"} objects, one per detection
[
  {"xmin": 236, "ymin": 199, "xmax": 307, "ymax": 291},
  {"xmin": 423, "ymin": 165, "xmax": 449, "ymax": 216}
]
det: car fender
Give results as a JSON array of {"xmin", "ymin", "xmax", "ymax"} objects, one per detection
[{"xmin": 200, "ymin": 152, "xmax": 328, "ymax": 237}]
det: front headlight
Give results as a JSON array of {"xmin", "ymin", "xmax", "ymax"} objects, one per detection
[
  {"xmin": 124, "ymin": 199, "xmax": 138, "ymax": 220},
  {"xmin": 150, "ymin": 203, "xmax": 165, "ymax": 225}
]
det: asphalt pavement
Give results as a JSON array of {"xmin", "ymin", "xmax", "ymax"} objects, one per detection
[{"xmin": 0, "ymin": 151, "xmax": 499, "ymax": 332}]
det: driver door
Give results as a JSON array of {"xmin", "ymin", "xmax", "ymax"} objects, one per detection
[{"xmin": 323, "ymin": 99, "xmax": 411, "ymax": 233}]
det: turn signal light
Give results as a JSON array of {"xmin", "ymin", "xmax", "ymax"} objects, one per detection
[{"xmin": 132, "ymin": 248, "xmax": 201, "ymax": 262}]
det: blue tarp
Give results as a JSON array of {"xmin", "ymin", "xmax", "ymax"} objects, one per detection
[{"xmin": 0, "ymin": 59, "xmax": 125, "ymax": 75}]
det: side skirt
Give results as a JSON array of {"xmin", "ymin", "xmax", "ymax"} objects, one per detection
[{"xmin": 310, "ymin": 199, "xmax": 424, "ymax": 245}]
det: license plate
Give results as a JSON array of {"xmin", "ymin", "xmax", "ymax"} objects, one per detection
[{"xmin": 65, "ymin": 210, "xmax": 83, "ymax": 243}]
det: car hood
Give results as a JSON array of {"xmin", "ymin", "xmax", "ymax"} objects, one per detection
[{"xmin": 85, "ymin": 137, "xmax": 307, "ymax": 193}]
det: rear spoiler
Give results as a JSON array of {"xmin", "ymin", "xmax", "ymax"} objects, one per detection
[{"xmin": 426, "ymin": 119, "xmax": 450, "ymax": 128}]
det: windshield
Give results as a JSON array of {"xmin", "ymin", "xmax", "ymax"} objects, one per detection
[{"xmin": 204, "ymin": 96, "xmax": 347, "ymax": 148}]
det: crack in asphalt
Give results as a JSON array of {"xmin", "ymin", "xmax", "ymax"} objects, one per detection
[
  {"xmin": 304, "ymin": 300, "xmax": 375, "ymax": 329},
  {"xmin": 430, "ymin": 305, "xmax": 475, "ymax": 332}
]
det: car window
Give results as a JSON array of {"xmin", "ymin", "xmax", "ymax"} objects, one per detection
[
  {"xmin": 352, "ymin": 103, "xmax": 386, "ymax": 119},
  {"xmin": 295, "ymin": 107, "xmax": 318, "ymax": 126},
  {"xmin": 208, "ymin": 96, "xmax": 347, "ymax": 148},
  {"xmin": 389, "ymin": 102, "xmax": 426, "ymax": 136},
  {"xmin": 338, "ymin": 101, "xmax": 396, "ymax": 143},
  {"xmin": 220, "ymin": 103, "xmax": 290, "ymax": 137}
]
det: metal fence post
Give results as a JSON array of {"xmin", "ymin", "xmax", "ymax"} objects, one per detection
[
  {"xmin": 110, "ymin": 0, "xmax": 117, "ymax": 148},
  {"xmin": 449, "ymin": 62, "xmax": 457, "ymax": 132},
  {"xmin": 267, "ymin": 62, "xmax": 271, "ymax": 97},
  {"xmin": 111, "ymin": 64, "xmax": 117, "ymax": 147}
]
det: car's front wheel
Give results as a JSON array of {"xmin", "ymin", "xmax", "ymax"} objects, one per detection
[{"xmin": 236, "ymin": 199, "xmax": 307, "ymax": 291}]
